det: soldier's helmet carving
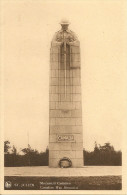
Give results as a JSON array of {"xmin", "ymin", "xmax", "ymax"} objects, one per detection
[{"xmin": 60, "ymin": 19, "xmax": 70, "ymax": 25}]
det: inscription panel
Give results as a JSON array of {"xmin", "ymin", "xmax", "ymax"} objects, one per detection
[{"xmin": 57, "ymin": 134, "xmax": 75, "ymax": 142}]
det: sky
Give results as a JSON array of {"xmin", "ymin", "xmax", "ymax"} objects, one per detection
[{"xmin": 1, "ymin": 0, "xmax": 127, "ymax": 152}]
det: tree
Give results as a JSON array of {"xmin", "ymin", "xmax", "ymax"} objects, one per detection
[
  {"xmin": 94, "ymin": 141, "xmax": 99, "ymax": 152},
  {"xmin": 21, "ymin": 144, "xmax": 39, "ymax": 166},
  {"xmin": 4, "ymin": 141, "xmax": 11, "ymax": 154},
  {"xmin": 84, "ymin": 142, "xmax": 122, "ymax": 166},
  {"xmin": 22, "ymin": 144, "xmax": 39, "ymax": 155},
  {"xmin": 11, "ymin": 145, "xmax": 17, "ymax": 155},
  {"xmin": 99, "ymin": 142, "xmax": 114, "ymax": 152}
]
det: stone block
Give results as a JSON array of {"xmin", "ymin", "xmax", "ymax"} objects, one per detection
[
  {"xmin": 53, "ymin": 78, "xmax": 81, "ymax": 86},
  {"xmin": 75, "ymin": 134, "xmax": 83, "ymax": 143},
  {"xmin": 61, "ymin": 56, "xmax": 70, "ymax": 63},
  {"xmin": 70, "ymin": 54, "xmax": 80, "ymax": 62},
  {"xmin": 49, "ymin": 125, "xmax": 83, "ymax": 134},
  {"xmin": 50, "ymin": 85, "xmax": 71, "ymax": 94},
  {"xmin": 70, "ymin": 61, "xmax": 80, "ymax": 68},
  {"xmin": 66, "ymin": 78, "xmax": 72, "ymax": 86},
  {"xmin": 57, "ymin": 78, "xmax": 73, "ymax": 86},
  {"xmin": 75, "ymin": 118, "xmax": 82, "ymax": 125},
  {"xmin": 49, "ymin": 158, "xmax": 59, "ymax": 167},
  {"xmin": 59, "ymin": 78, "xmax": 81, "ymax": 86},
  {"xmin": 59, "ymin": 70, "xmax": 65, "ymax": 78},
  {"xmin": 72, "ymin": 126, "xmax": 83, "ymax": 133},
  {"xmin": 49, "ymin": 150, "xmax": 59, "ymax": 159},
  {"xmin": 49, "ymin": 134, "xmax": 56, "ymax": 142},
  {"xmin": 73, "ymin": 78, "xmax": 81, "ymax": 85},
  {"xmin": 60, "ymin": 94, "xmax": 71, "ymax": 102},
  {"xmin": 60, "ymin": 70, "xmax": 71, "ymax": 78},
  {"xmin": 50, "ymin": 110, "xmax": 56, "ymax": 118},
  {"xmin": 75, "ymin": 102, "xmax": 82, "ymax": 109},
  {"xmin": 51, "ymin": 78, "xmax": 58, "ymax": 86},
  {"xmin": 73, "ymin": 94, "xmax": 81, "ymax": 101},
  {"xmin": 51, "ymin": 62, "xmax": 59, "ymax": 70},
  {"xmin": 51, "ymin": 70, "xmax": 59, "ymax": 78},
  {"xmin": 51, "ymin": 46, "xmax": 59, "ymax": 53},
  {"xmin": 58, "ymin": 78, "xmax": 65, "ymax": 86},
  {"xmin": 56, "ymin": 102, "xmax": 75, "ymax": 110},
  {"xmin": 66, "ymin": 70, "xmax": 72, "ymax": 78},
  {"xmin": 71, "ymin": 158, "xmax": 83, "ymax": 167},
  {"xmin": 50, "ymin": 86, "xmax": 57, "ymax": 94},
  {"xmin": 66, "ymin": 86, "xmax": 71, "ymax": 94},
  {"xmin": 50, "ymin": 110, "xmax": 71, "ymax": 118},
  {"xmin": 75, "ymin": 150, "xmax": 83, "ymax": 159},
  {"xmin": 49, "ymin": 143, "xmax": 59, "ymax": 151},
  {"xmin": 70, "ymin": 86, "xmax": 76, "ymax": 93},
  {"xmin": 55, "ymin": 70, "xmax": 59, "ymax": 77},
  {"xmin": 57, "ymin": 86, "xmax": 62, "ymax": 94},
  {"xmin": 55, "ymin": 118, "xmax": 76, "ymax": 126},
  {"xmin": 50, "ymin": 53, "xmax": 59, "ymax": 62},
  {"xmin": 67, "ymin": 78, "xmax": 79, "ymax": 86},
  {"xmin": 75, "ymin": 86, "xmax": 81, "ymax": 93},
  {"xmin": 59, "ymin": 150, "xmax": 76, "ymax": 159},
  {"xmin": 51, "ymin": 70, "xmax": 56, "ymax": 77},
  {"xmin": 72, "ymin": 69, "xmax": 81, "ymax": 78},
  {"xmin": 50, "ymin": 94, "xmax": 59, "ymax": 101},
  {"xmin": 71, "ymin": 142, "xmax": 83, "ymax": 150},
  {"xmin": 49, "ymin": 118, "xmax": 55, "ymax": 125},
  {"xmin": 60, "ymin": 62, "xmax": 70, "ymax": 70},
  {"xmin": 49, "ymin": 102, "xmax": 56, "ymax": 109},
  {"xmin": 70, "ymin": 46, "xmax": 80, "ymax": 54},
  {"xmin": 49, "ymin": 142, "xmax": 72, "ymax": 151},
  {"xmin": 69, "ymin": 69, "xmax": 73, "ymax": 77},
  {"xmin": 71, "ymin": 110, "xmax": 82, "ymax": 117},
  {"xmin": 59, "ymin": 86, "xmax": 65, "ymax": 94},
  {"xmin": 60, "ymin": 109, "xmax": 72, "ymax": 117}
]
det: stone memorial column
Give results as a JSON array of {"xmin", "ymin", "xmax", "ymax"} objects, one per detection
[{"xmin": 49, "ymin": 19, "xmax": 83, "ymax": 167}]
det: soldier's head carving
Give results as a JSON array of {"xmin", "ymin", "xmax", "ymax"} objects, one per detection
[{"xmin": 60, "ymin": 19, "xmax": 70, "ymax": 31}]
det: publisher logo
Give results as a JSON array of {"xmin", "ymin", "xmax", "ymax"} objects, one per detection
[{"xmin": 5, "ymin": 181, "xmax": 12, "ymax": 189}]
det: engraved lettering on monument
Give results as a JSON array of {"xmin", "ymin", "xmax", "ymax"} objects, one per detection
[
  {"xmin": 49, "ymin": 19, "xmax": 83, "ymax": 167},
  {"xmin": 57, "ymin": 134, "xmax": 75, "ymax": 142}
]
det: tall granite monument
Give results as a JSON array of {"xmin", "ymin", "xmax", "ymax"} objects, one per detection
[{"xmin": 49, "ymin": 20, "xmax": 83, "ymax": 167}]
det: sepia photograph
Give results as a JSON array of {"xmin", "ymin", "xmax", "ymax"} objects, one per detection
[{"xmin": 0, "ymin": 0, "xmax": 127, "ymax": 194}]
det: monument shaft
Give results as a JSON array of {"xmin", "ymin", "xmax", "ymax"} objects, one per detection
[{"xmin": 49, "ymin": 21, "xmax": 83, "ymax": 167}]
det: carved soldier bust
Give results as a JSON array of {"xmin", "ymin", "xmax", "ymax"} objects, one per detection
[{"xmin": 51, "ymin": 19, "xmax": 79, "ymax": 46}]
